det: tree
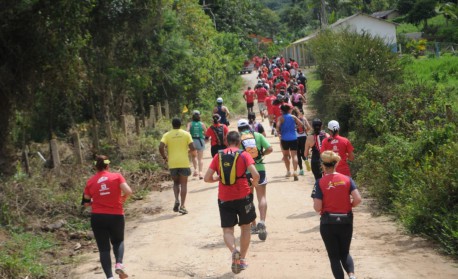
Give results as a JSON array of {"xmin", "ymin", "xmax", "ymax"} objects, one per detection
[{"xmin": 407, "ymin": 0, "xmax": 438, "ymax": 27}]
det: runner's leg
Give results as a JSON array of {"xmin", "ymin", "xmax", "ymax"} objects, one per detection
[
  {"xmin": 290, "ymin": 150, "xmax": 298, "ymax": 172},
  {"xmin": 281, "ymin": 149, "xmax": 291, "ymax": 173},
  {"xmin": 254, "ymin": 185, "xmax": 267, "ymax": 222},
  {"xmin": 239, "ymin": 224, "xmax": 251, "ymax": 259},
  {"xmin": 223, "ymin": 227, "xmax": 236, "ymax": 253},
  {"xmin": 198, "ymin": 150, "xmax": 204, "ymax": 176},
  {"xmin": 172, "ymin": 175, "xmax": 180, "ymax": 204},
  {"xmin": 109, "ymin": 215, "xmax": 125, "ymax": 264},
  {"xmin": 179, "ymin": 175, "xmax": 188, "ymax": 208}
]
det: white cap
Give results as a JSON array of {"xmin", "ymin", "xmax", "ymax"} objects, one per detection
[
  {"xmin": 237, "ymin": 119, "xmax": 249, "ymax": 128},
  {"xmin": 216, "ymin": 97, "xmax": 223, "ymax": 103},
  {"xmin": 192, "ymin": 110, "xmax": 200, "ymax": 115},
  {"xmin": 327, "ymin": 120, "xmax": 340, "ymax": 131}
]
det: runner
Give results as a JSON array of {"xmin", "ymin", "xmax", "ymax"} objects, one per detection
[
  {"xmin": 186, "ymin": 110, "xmax": 207, "ymax": 179},
  {"xmin": 159, "ymin": 118, "xmax": 197, "ymax": 214},
  {"xmin": 305, "ymin": 118, "xmax": 330, "ymax": 181},
  {"xmin": 205, "ymin": 114, "xmax": 229, "ymax": 158},
  {"xmin": 203, "ymin": 131, "xmax": 260, "ymax": 274},
  {"xmin": 248, "ymin": 112, "xmax": 266, "ymax": 137},
  {"xmin": 276, "ymin": 104, "xmax": 305, "ymax": 181},
  {"xmin": 291, "ymin": 107, "xmax": 311, "ymax": 175},
  {"xmin": 237, "ymin": 119, "xmax": 273, "ymax": 241},
  {"xmin": 320, "ymin": 120, "xmax": 354, "ymax": 177},
  {"xmin": 290, "ymin": 87, "xmax": 307, "ymax": 113},
  {"xmin": 311, "ymin": 150, "xmax": 362, "ymax": 279},
  {"xmin": 243, "ymin": 86, "xmax": 256, "ymax": 114},
  {"xmin": 264, "ymin": 91, "xmax": 276, "ymax": 135},
  {"xmin": 213, "ymin": 97, "xmax": 230, "ymax": 126},
  {"xmin": 82, "ymin": 155, "xmax": 133, "ymax": 279},
  {"xmin": 254, "ymin": 84, "xmax": 268, "ymax": 120}
]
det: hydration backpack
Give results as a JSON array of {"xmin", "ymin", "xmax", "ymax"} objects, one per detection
[
  {"xmin": 240, "ymin": 132, "xmax": 262, "ymax": 160},
  {"xmin": 211, "ymin": 125, "xmax": 224, "ymax": 145},
  {"xmin": 218, "ymin": 150, "xmax": 245, "ymax": 185}
]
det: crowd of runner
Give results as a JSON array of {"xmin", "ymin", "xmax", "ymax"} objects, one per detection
[{"xmin": 81, "ymin": 55, "xmax": 360, "ymax": 279}]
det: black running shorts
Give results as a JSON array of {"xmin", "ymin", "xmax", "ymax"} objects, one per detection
[
  {"xmin": 281, "ymin": 139, "xmax": 298, "ymax": 151},
  {"xmin": 218, "ymin": 194, "xmax": 256, "ymax": 228}
]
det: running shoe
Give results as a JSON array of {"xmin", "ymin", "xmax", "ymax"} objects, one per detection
[
  {"xmin": 115, "ymin": 263, "xmax": 128, "ymax": 279},
  {"xmin": 231, "ymin": 249, "xmax": 241, "ymax": 274},
  {"xmin": 257, "ymin": 223, "xmax": 267, "ymax": 241},
  {"xmin": 285, "ymin": 171, "xmax": 292, "ymax": 178},
  {"xmin": 293, "ymin": 171, "xmax": 298, "ymax": 181},
  {"xmin": 251, "ymin": 224, "xmax": 258, "ymax": 234},
  {"xmin": 173, "ymin": 201, "xmax": 180, "ymax": 212},
  {"xmin": 349, "ymin": 276, "xmax": 356, "ymax": 279},
  {"xmin": 239, "ymin": 258, "xmax": 248, "ymax": 270},
  {"xmin": 299, "ymin": 169, "xmax": 304, "ymax": 175},
  {"xmin": 179, "ymin": 206, "xmax": 188, "ymax": 214}
]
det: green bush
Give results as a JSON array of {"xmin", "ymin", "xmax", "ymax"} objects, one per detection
[
  {"xmin": 0, "ymin": 232, "xmax": 56, "ymax": 278},
  {"xmin": 310, "ymin": 31, "xmax": 458, "ymax": 255}
]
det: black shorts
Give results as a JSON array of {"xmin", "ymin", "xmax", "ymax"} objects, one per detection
[
  {"xmin": 246, "ymin": 102, "xmax": 254, "ymax": 109},
  {"xmin": 246, "ymin": 170, "xmax": 267, "ymax": 186},
  {"xmin": 281, "ymin": 139, "xmax": 298, "ymax": 151},
  {"xmin": 218, "ymin": 194, "xmax": 256, "ymax": 227},
  {"xmin": 211, "ymin": 145, "xmax": 227, "ymax": 158},
  {"xmin": 170, "ymin": 168, "xmax": 191, "ymax": 177}
]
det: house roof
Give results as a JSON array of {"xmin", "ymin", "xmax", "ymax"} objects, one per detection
[
  {"xmin": 289, "ymin": 13, "xmax": 397, "ymax": 46},
  {"xmin": 371, "ymin": 10, "xmax": 398, "ymax": 19}
]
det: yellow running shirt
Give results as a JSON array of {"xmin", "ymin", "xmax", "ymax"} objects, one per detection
[{"xmin": 160, "ymin": 129, "xmax": 193, "ymax": 169}]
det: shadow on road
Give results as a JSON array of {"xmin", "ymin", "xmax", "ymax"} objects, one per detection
[
  {"xmin": 287, "ymin": 211, "xmax": 317, "ymax": 219},
  {"xmin": 189, "ymin": 185, "xmax": 218, "ymax": 193},
  {"xmin": 299, "ymin": 224, "xmax": 320, "ymax": 234}
]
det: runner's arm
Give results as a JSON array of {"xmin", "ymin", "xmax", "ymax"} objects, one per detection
[
  {"xmin": 262, "ymin": 145, "xmax": 273, "ymax": 156},
  {"xmin": 304, "ymin": 136, "xmax": 313, "ymax": 158},
  {"xmin": 120, "ymin": 182, "xmax": 132, "ymax": 203},
  {"xmin": 247, "ymin": 164, "xmax": 259, "ymax": 187},
  {"xmin": 159, "ymin": 142, "xmax": 167, "ymax": 162},
  {"xmin": 224, "ymin": 106, "xmax": 230, "ymax": 118},
  {"xmin": 313, "ymin": 198, "xmax": 322, "ymax": 212},
  {"xmin": 303, "ymin": 117, "xmax": 312, "ymax": 134},
  {"xmin": 347, "ymin": 150, "xmax": 354, "ymax": 161},
  {"xmin": 188, "ymin": 142, "xmax": 197, "ymax": 157},
  {"xmin": 351, "ymin": 188, "xmax": 362, "ymax": 207},
  {"xmin": 203, "ymin": 168, "xmax": 218, "ymax": 183}
]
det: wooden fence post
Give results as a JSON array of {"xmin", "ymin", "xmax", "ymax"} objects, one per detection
[
  {"xmin": 135, "ymin": 117, "xmax": 140, "ymax": 136},
  {"xmin": 149, "ymin": 105, "xmax": 156, "ymax": 128},
  {"xmin": 164, "ymin": 100, "xmax": 170, "ymax": 119},
  {"xmin": 73, "ymin": 132, "xmax": 83, "ymax": 165},
  {"xmin": 50, "ymin": 139, "xmax": 60, "ymax": 169},
  {"xmin": 157, "ymin": 102, "xmax": 163, "ymax": 119},
  {"xmin": 121, "ymin": 115, "xmax": 128, "ymax": 137},
  {"xmin": 445, "ymin": 104, "xmax": 452, "ymax": 122},
  {"xmin": 22, "ymin": 145, "xmax": 31, "ymax": 177},
  {"xmin": 92, "ymin": 120, "xmax": 99, "ymax": 152}
]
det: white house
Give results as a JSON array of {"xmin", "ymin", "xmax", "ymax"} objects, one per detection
[{"xmin": 284, "ymin": 13, "xmax": 398, "ymax": 67}]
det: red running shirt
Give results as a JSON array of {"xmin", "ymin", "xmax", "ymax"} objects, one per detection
[
  {"xmin": 244, "ymin": 90, "xmax": 256, "ymax": 103},
  {"xmin": 312, "ymin": 173, "xmax": 356, "ymax": 214},
  {"xmin": 209, "ymin": 147, "xmax": 255, "ymax": 201},
  {"xmin": 85, "ymin": 171, "xmax": 126, "ymax": 215},
  {"xmin": 320, "ymin": 135, "xmax": 354, "ymax": 176},
  {"xmin": 255, "ymin": 87, "xmax": 268, "ymax": 102}
]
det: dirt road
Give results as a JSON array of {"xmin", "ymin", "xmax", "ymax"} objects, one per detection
[{"xmin": 71, "ymin": 72, "xmax": 457, "ymax": 279}]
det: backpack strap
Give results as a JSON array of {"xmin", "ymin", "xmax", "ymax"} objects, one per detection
[{"xmin": 211, "ymin": 125, "xmax": 222, "ymax": 145}]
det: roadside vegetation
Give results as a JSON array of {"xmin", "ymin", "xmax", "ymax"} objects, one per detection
[{"xmin": 308, "ymin": 30, "xmax": 457, "ymax": 256}]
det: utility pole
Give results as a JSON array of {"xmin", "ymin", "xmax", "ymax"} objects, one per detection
[{"xmin": 320, "ymin": 0, "xmax": 328, "ymax": 29}]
